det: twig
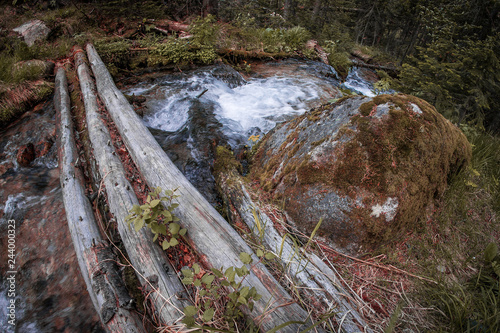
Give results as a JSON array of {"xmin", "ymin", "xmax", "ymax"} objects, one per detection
[{"xmin": 318, "ymin": 242, "xmax": 437, "ymax": 284}]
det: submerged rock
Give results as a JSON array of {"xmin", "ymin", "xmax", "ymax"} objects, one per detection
[{"xmin": 251, "ymin": 94, "xmax": 471, "ymax": 254}]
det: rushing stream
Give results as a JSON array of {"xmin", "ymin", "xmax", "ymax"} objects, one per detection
[{"xmin": 123, "ymin": 60, "xmax": 380, "ymax": 203}]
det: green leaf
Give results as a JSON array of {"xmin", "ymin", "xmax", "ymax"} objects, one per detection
[
  {"xmin": 200, "ymin": 289, "xmax": 207, "ymax": 296},
  {"xmin": 182, "ymin": 316, "xmax": 195, "ymax": 327},
  {"xmin": 202, "ymin": 274, "xmax": 215, "ymax": 285},
  {"xmin": 228, "ymin": 292, "xmax": 237, "ymax": 302},
  {"xmin": 256, "ymin": 249, "xmax": 264, "ymax": 257},
  {"xmin": 153, "ymin": 233, "xmax": 159, "ymax": 242},
  {"xmin": 239, "ymin": 252, "xmax": 252, "ymax": 265},
  {"xmin": 202, "ymin": 308, "xmax": 215, "ymax": 322},
  {"xmin": 134, "ymin": 219, "xmax": 145, "ymax": 232},
  {"xmin": 237, "ymin": 295, "xmax": 247, "ymax": 305},
  {"xmin": 485, "ymin": 243, "xmax": 498, "ymax": 262},
  {"xmin": 169, "ymin": 223, "xmax": 181, "ymax": 234},
  {"xmin": 193, "ymin": 263, "xmax": 201, "ymax": 275},
  {"xmin": 179, "ymin": 228, "xmax": 187, "ymax": 236},
  {"xmin": 150, "ymin": 199, "xmax": 161, "ymax": 207},
  {"xmin": 225, "ymin": 267, "xmax": 236, "ymax": 282},
  {"xmin": 221, "ymin": 280, "xmax": 230, "ymax": 287},
  {"xmin": 194, "ymin": 279, "xmax": 202, "ymax": 287},
  {"xmin": 211, "ymin": 268, "xmax": 223, "ymax": 278},
  {"xmin": 169, "ymin": 238, "xmax": 179, "ymax": 247},
  {"xmin": 169, "ymin": 203, "xmax": 179, "ymax": 210},
  {"xmin": 182, "ymin": 269, "xmax": 194, "ymax": 278},
  {"xmin": 239, "ymin": 286, "xmax": 249, "ymax": 298},
  {"xmin": 162, "ymin": 240, "xmax": 170, "ymax": 250},
  {"xmin": 183, "ymin": 305, "xmax": 198, "ymax": 317},
  {"xmin": 182, "ymin": 277, "xmax": 194, "ymax": 284},
  {"xmin": 264, "ymin": 252, "xmax": 276, "ymax": 260}
]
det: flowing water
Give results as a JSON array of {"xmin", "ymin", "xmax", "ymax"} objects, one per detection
[{"xmin": 123, "ymin": 60, "xmax": 379, "ymax": 203}]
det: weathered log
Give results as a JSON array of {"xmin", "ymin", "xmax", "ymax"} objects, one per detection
[
  {"xmin": 217, "ymin": 166, "xmax": 370, "ymax": 333},
  {"xmin": 155, "ymin": 19, "xmax": 190, "ymax": 33},
  {"xmin": 75, "ymin": 50, "xmax": 191, "ymax": 326},
  {"xmin": 306, "ymin": 40, "xmax": 329, "ymax": 65},
  {"xmin": 218, "ymin": 48, "xmax": 289, "ymax": 60},
  {"xmin": 86, "ymin": 43, "xmax": 318, "ymax": 332},
  {"xmin": 152, "ymin": 26, "xmax": 170, "ymax": 36},
  {"xmin": 56, "ymin": 66, "xmax": 146, "ymax": 333},
  {"xmin": 350, "ymin": 58, "xmax": 399, "ymax": 75}
]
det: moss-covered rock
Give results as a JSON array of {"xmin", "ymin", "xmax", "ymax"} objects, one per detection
[{"xmin": 251, "ymin": 94, "xmax": 471, "ymax": 254}]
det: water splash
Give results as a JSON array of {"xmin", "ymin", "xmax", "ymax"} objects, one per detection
[{"xmin": 126, "ymin": 62, "xmax": 342, "ymax": 145}]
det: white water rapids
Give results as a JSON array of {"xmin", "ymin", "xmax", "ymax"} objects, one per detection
[{"xmin": 124, "ymin": 61, "xmax": 380, "ymax": 144}]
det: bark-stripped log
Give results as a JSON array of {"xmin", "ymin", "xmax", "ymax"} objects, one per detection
[
  {"xmin": 217, "ymin": 167, "xmax": 371, "ymax": 333},
  {"xmin": 56, "ymin": 67, "xmax": 146, "ymax": 333},
  {"xmin": 74, "ymin": 50, "xmax": 191, "ymax": 326},
  {"xmin": 86, "ymin": 43, "xmax": 318, "ymax": 332}
]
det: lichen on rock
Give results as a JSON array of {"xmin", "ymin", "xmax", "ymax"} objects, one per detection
[{"xmin": 251, "ymin": 94, "xmax": 472, "ymax": 254}]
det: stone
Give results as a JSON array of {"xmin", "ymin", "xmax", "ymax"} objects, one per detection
[
  {"xmin": 16, "ymin": 143, "xmax": 35, "ymax": 167},
  {"xmin": 251, "ymin": 94, "xmax": 471, "ymax": 254},
  {"xmin": 13, "ymin": 20, "xmax": 50, "ymax": 47}
]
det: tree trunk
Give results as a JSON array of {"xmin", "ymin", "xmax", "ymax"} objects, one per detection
[
  {"xmin": 202, "ymin": 0, "xmax": 218, "ymax": 16},
  {"xmin": 284, "ymin": 0, "xmax": 295, "ymax": 21},
  {"xmin": 216, "ymin": 167, "xmax": 371, "ymax": 333},
  {"xmin": 56, "ymin": 67, "xmax": 146, "ymax": 333},
  {"xmin": 74, "ymin": 50, "xmax": 191, "ymax": 326},
  {"xmin": 86, "ymin": 43, "xmax": 319, "ymax": 333}
]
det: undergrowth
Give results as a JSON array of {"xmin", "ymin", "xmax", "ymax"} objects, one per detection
[{"xmin": 394, "ymin": 126, "xmax": 500, "ymax": 332}]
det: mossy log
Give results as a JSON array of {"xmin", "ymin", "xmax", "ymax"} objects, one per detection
[
  {"xmin": 86, "ymin": 43, "xmax": 318, "ymax": 332},
  {"xmin": 216, "ymin": 164, "xmax": 370, "ymax": 333},
  {"xmin": 218, "ymin": 48, "xmax": 289, "ymax": 60},
  {"xmin": 75, "ymin": 50, "xmax": 191, "ymax": 325},
  {"xmin": 56, "ymin": 67, "xmax": 146, "ymax": 333}
]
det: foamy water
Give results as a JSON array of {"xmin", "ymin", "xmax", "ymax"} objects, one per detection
[{"xmin": 125, "ymin": 64, "xmax": 342, "ymax": 144}]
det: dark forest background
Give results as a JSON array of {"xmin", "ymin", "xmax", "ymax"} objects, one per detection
[{"xmin": 8, "ymin": 0, "xmax": 496, "ymax": 131}]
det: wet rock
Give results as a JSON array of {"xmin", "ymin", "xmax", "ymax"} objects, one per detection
[
  {"xmin": 13, "ymin": 20, "xmax": 50, "ymax": 47},
  {"xmin": 150, "ymin": 98, "xmax": 228, "ymax": 205},
  {"xmin": 16, "ymin": 143, "xmax": 35, "ymax": 167},
  {"xmin": 251, "ymin": 94, "xmax": 471, "ymax": 254}
]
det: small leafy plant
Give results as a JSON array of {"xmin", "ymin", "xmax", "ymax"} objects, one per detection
[
  {"xmin": 181, "ymin": 252, "xmax": 272, "ymax": 329},
  {"xmin": 126, "ymin": 187, "xmax": 186, "ymax": 250}
]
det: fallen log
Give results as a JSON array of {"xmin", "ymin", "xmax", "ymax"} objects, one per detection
[
  {"xmin": 306, "ymin": 40, "xmax": 329, "ymax": 65},
  {"xmin": 75, "ymin": 50, "xmax": 191, "ymax": 326},
  {"xmin": 86, "ymin": 43, "xmax": 318, "ymax": 332},
  {"xmin": 216, "ymin": 165, "xmax": 370, "ymax": 333},
  {"xmin": 350, "ymin": 58, "xmax": 399, "ymax": 75},
  {"xmin": 218, "ymin": 48, "xmax": 289, "ymax": 60},
  {"xmin": 56, "ymin": 66, "xmax": 146, "ymax": 333}
]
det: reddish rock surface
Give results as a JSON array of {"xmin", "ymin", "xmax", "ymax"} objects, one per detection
[
  {"xmin": 0, "ymin": 101, "xmax": 103, "ymax": 332},
  {"xmin": 16, "ymin": 143, "xmax": 35, "ymax": 167}
]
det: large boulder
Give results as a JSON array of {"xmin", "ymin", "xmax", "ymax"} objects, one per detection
[
  {"xmin": 13, "ymin": 20, "xmax": 50, "ymax": 47},
  {"xmin": 251, "ymin": 94, "xmax": 471, "ymax": 254}
]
